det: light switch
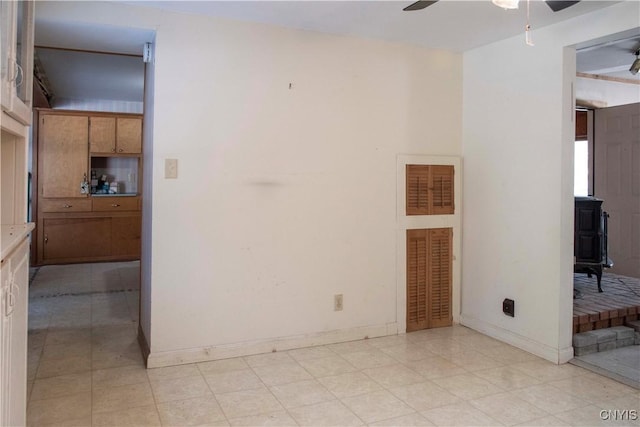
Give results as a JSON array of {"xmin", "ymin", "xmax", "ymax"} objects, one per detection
[{"xmin": 165, "ymin": 159, "xmax": 178, "ymax": 179}]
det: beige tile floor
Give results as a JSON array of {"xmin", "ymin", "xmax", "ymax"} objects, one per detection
[{"xmin": 27, "ymin": 262, "xmax": 640, "ymax": 426}]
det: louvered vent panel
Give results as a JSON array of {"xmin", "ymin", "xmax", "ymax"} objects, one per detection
[
  {"xmin": 406, "ymin": 228, "xmax": 453, "ymax": 332},
  {"xmin": 406, "ymin": 229, "xmax": 429, "ymax": 332},
  {"xmin": 428, "ymin": 228, "xmax": 452, "ymax": 328},
  {"xmin": 406, "ymin": 164, "xmax": 454, "ymax": 215},
  {"xmin": 406, "ymin": 165, "xmax": 430, "ymax": 215},
  {"xmin": 430, "ymin": 165, "xmax": 454, "ymax": 215}
]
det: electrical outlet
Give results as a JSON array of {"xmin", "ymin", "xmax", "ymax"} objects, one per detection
[
  {"xmin": 503, "ymin": 298, "xmax": 515, "ymax": 317},
  {"xmin": 334, "ymin": 294, "xmax": 343, "ymax": 311},
  {"xmin": 165, "ymin": 159, "xmax": 178, "ymax": 179}
]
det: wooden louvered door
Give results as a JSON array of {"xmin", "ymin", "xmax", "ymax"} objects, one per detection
[
  {"xmin": 430, "ymin": 166, "xmax": 454, "ymax": 215},
  {"xmin": 406, "ymin": 165, "xmax": 430, "ymax": 215},
  {"xmin": 406, "ymin": 165, "xmax": 454, "ymax": 215},
  {"xmin": 406, "ymin": 228, "xmax": 453, "ymax": 332},
  {"xmin": 407, "ymin": 229, "xmax": 429, "ymax": 332},
  {"xmin": 427, "ymin": 228, "xmax": 453, "ymax": 327}
]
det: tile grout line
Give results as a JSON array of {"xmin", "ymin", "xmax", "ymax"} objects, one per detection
[
  {"xmin": 196, "ymin": 363, "xmax": 233, "ymax": 426},
  {"xmin": 246, "ymin": 354, "xmax": 303, "ymax": 426}
]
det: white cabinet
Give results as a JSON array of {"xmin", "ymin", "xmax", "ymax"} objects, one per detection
[
  {"xmin": 1, "ymin": 1, "xmax": 34, "ymax": 422},
  {"xmin": 0, "ymin": 0, "xmax": 34, "ymax": 125},
  {"xmin": 0, "ymin": 229, "xmax": 31, "ymax": 427}
]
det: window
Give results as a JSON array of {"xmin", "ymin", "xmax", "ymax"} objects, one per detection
[
  {"xmin": 574, "ymin": 110, "xmax": 590, "ymax": 197},
  {"xmin": 574, "ymin": 140, "xmax": 589, "ymax": 196}
]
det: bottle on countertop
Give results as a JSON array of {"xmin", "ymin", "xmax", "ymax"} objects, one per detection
[{"xmin": 90, "ymin": 169, "xmax": 98, "ymax": 193}]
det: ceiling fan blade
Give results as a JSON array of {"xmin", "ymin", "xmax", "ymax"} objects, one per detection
[
  {"xmin": 403, "ymin": 1, "xmax": 438, "ymax": 11},
  {"xmin": 545, "ymin": 1, "xmax": 581, "ymax": 12}
]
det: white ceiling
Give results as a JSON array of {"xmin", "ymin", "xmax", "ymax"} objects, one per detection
[
  {"xmin": 124, "ymin": 0, "xmax": 617, "ymax": 53},
  {"xmin": 34, "ymin": 48, "xmax": 145, "ymax": 102},
  {"xmin": 33, "ymin": 0, "xmax": 638, "ymax": 105},
  {"xmin": 576, "ymin": 30, "xmax": 640, "ymax": 80}
]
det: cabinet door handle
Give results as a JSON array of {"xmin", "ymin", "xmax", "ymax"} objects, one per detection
[
  {"xmin": 63, "ymin": 204, "xmax": 72, "ymax": 208},
  {"xmin": 118, "ymin": 148, "xmax": 124, "ymax": 153},
  {"xmin": 44, "ymin": 234, "xmax": 48, "ymax": 243},
  {"xmin": 111, "ymin": 204, "xmax": 121, "ymax": 207},
  {"xmin": 4, "ymin": 273, "xmax": 15, "ymax": 317},
  {"xmin": 6, "ymin": 290, "xmax": 15, "ymax": 317}
]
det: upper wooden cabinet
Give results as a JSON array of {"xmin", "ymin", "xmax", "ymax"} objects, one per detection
[
  {"xmin": 89, "ymin": 116, "xmax": 142, "ymax": 154},
  {"xmin": 117, "ymin": 117, "xmax": 142, "ymax": 154},
  {"xmin": 39, "ymin": 114, "xmax": 89, "ymax": 198},
  {"xmin": 0, "ymin": 0, "xmax": 34, "ymax": 125},
  {"xmin": 89, "ymin": 116, "xmax": 116, "ymax": 153}
]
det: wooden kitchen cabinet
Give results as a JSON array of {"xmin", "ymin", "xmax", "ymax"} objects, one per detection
[
  {"xmin": 111, "ymin": 216, "xmax": 141, "ymax": 257},
  {"xmin": 40, "ymin": 212, "xmax": 142, "ymax": 263},
  {"xmin": 38, "ymin": 210, "xmax": 141, "ymax": 264},
  {"xmin": 117, "ymin": 117, "xmax": 142, "ymax": 154},
  {"xmin": 89, "ymin": 116, "xmax": 141, "ymax": 154},
  {"xmin": 40, "ymin": 198, "xmax": 92, "ymax": 213},
  {"xmin": 34, "ymin": 109, "xmax": 143, "ymax": 265},
  {"xmin": 42, "ymin": 217, "xmax": 111, "ymax": 261},
  {"xmin": 92, "ymin": 196, "xmax": 139, "ymax": 212},
  {"xmin": 89, "ymin": 116, "xmax": 116, "ymax": 153},
  {"xmin": 39, "ymin": 114, "xmax": 89, "ymax": 198}
]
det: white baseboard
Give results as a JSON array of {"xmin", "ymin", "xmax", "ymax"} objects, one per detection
[
  {"xmin": 460, "ymin": 314, "xmax": 573, "ymax": 364},
  {"xmin": 146, "ymin": 322, "xmax": 399, "ymax": 368}
]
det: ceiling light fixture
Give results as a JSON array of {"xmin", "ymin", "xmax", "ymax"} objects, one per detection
[
  {"xmin": 630, "ymin": 49, "xmax": 640, "ymax": 75},
  {"xmin": 525, "ymin": 0, "xmax": 534, "ymax": 46},
  {"xmin": 492, "ymin": 0, "xmax": 520, "ymax": 9}
]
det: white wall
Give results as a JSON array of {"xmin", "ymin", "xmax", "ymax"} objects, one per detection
[
  {"xmin": 148, "ymin": 12, "xmax": 462, "ymax": 364},
  {"xmin": 36, "ymin": 2, "xmax": 463, "ymax": 365},
  {"xmin": 50, "ymin": 98, "xmax": 143, "ymax": 114},
  {"xmin": 461, "ymin": 2, "xmax": 640, "ymax": 363}
]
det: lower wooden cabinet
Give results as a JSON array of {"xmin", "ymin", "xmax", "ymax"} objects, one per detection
[
  {"xmin": 111, "ymin": 216, "xmax": 142, "ymax": 257},
  {"xmin": 36, "ymin": 196, "xmax": 141, "ymax": 265},
  {"xmin": 43, "ymin": 217, "xmax": 112, "ymax": 260}
]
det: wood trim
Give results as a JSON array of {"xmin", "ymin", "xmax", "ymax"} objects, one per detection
[
  {"xmin": 34, "ymin": 108, "xmax": 142, "ymax": 119},
  {"xmin": 35, "ymin": 45, "xmax": 142, "ymax": 58},
  {"xmin": 575, "ymin": 110, "xmax": 588, "ymax": 141},
  {"xmin": 30, "ymin": 111, "xmax": 39, "ymax": 266},
  {"xmin": 138, "ymin": 324, "xmax": 151, "ymax": 367},
  {"xmin": 576, "ymin": 72, "xmax": 640, "ymax": 86}
]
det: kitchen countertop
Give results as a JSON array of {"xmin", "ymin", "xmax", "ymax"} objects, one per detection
[
  {"xmin": 91, "ymin": 193, "xmax": 138, "ymax": 197},
  {"xmin": 1, "ymin": 223, "xmax": 35, "ymax": 262}
]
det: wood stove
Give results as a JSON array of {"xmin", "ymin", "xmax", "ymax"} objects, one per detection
[{"xmin": 574, "ymin": 196, "xmax": 613, "ymax": 292}]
